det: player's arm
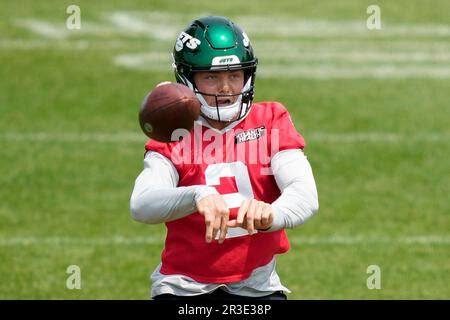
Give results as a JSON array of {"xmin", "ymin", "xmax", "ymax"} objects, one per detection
[
  {"xmin": 228, "ymin": 148, "xmax": 318, "ymax": 232},
  {"xmin": 268, "ymin": 148, "xmax": 319, "ymax": 231},
  {"xmin": 130, "ymin": 151, "xmax": 218, "ymax": 224}
]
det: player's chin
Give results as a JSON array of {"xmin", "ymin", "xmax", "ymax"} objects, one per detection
[{"xmin": 216, "ymin": 115, "xmax": 239, "ymax": 123}]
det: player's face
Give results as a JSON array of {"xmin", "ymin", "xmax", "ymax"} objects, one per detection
[{"xmin": 193, "ymin": 70, "xmax": 245, "ymax": 107}]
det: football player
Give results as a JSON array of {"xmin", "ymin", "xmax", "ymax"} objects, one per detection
[{"xmin": 130, "ymin": 16, "xmax": 319, "ymax": 300}]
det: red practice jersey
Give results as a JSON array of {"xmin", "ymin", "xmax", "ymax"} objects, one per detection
[{"xmin": 145, "ymin": 101, "xmax": 305, "ymax": 283}]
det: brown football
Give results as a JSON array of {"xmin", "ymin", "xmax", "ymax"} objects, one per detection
[{"xmin": 139, "ymin": 82, "xmax": 201, "ymax": 142}]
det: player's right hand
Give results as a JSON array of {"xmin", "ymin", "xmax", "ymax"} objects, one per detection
[
  {"xmin": 227, "ymin": 199, "xmax": 274, "ymax": 234},
  {"xmin": 196, "ymin": 194, "xmax": 230, "ymax": 244}
]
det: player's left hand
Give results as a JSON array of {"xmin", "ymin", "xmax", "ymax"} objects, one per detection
[{"xmin": 227, "ymin": 199, "xmax": 273, "ymax": 234}]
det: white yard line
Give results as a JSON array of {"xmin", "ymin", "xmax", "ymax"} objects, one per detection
[
  {"xmin": 107, "ymin": 12, "xmax": 178, "ymax": 40},
  {"xmin": 0, "ymin": 132, "xmax": 448, "ymax": 143},
  {"xmin": 308, "ymin": 132, "xmax": 450, "ymax": 143},
  {"xmin": 10, "ymin": 13, "xmax": 450, "ymax": 79},
  {"xmin": 0, "ymin": 132, "xmax": 146, "ymax": 143},
  {"xmin": 0, "ymin": 235, "xmax": 448, "ymax": 246},
  {"xmin": 112, "ymin": 48, "xmax": 450, "ymax": 78},
  {"xmin": 16, "ymin": 19, "xmax": 69, "ymax": 39},
  {"xmin": 241, "ymin": 18, "xmax": 450, "ymax": 38},
  {"xmin": 258, "ymin": 50, "xmax": 450, "ymax": 62},
  {"xmin": 113, "ymin": 52, "xmax": 172, "ymax": 71},
  {"xmin": 258, "ymin": 64, "xmax": 450, "ymax": 79},
  {"xmin": 3, "ymin": 38, "xmax": 450, "ymax": 52},
  {"xmin": 18, "ymin": 13, "xmax": 450, "ymax": 39}
]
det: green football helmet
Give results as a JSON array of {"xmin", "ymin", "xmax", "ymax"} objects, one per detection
[{"xmin": 172, "ymin": 16, "xmax": 258, "ymax": 122}]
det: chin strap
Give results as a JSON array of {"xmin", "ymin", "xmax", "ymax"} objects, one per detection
[
  {"xmin": 197, "ymin": 77, "xmax": 253, "ymax": 122},
  {"xmin": 176, "ymin": 71, "xmax": 253, "ymax": 122},
  {"xmin": 197, "ymin": 94, "xmax": 243, "ymax": 122}
]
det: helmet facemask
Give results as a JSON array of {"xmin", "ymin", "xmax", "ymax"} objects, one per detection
[{"xmin": 173, "ymin": 61, "xmax": 257, "ymax": 122}]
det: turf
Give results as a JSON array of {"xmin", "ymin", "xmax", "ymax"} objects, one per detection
[{"xmin": 0, "ymin": 0, "xmax": 449, "ymax": 299}]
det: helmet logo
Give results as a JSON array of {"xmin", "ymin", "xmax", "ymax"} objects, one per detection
[
  {"xmin": 175, "ymin": 32, "xmax": 201, "ymax": 51},
  {"xmin": 242, "ymin": 32, "xmax": 250, "ymax": 47},
  {"xmin": 212, "ymin": 55, "xmax": 241, "ymax": 66}
]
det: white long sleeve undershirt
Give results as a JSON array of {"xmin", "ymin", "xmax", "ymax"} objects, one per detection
[
  {"xmin": 130, "ymin": 149, "xmax": 318, "ymax": 230},
  {"xmin": 269, "ymin": 149, "xmax": 319, "ymax": 230}
]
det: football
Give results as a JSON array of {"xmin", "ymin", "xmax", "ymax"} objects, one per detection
[{"xmin": 139, "ymin": 82, "xmax": 201, "ymax": 142}]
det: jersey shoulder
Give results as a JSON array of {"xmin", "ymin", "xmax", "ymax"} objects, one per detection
[
  {"xmin": 250, "ymin": 101, "xmax": 305, "ymax": 150},
  {"xmin": 251, "ymin": 101, "xmax": 291, "ymax": 119},
  {"xmin": 249, "ymin": 101, "xmax": 293, "ymax": 127},
  {"xmin": 145, "ymin": 138, "xmax": 178, "ymax": 158},
  {"xmin": 252, "ymin": 101, "xmax": 288, "ymax": 113}
]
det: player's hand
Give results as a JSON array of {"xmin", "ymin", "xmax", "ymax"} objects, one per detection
[
  {"xmin": 196, "ymin": 194, "xmax": 230, "ymax": 244},
  {"xmin": 227, "ymin": 199, "xmax": 274, "ymax": 234}
]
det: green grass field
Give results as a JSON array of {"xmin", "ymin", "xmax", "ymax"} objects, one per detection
[{"xmin": 1, "ymin": 0, "xmax": 449, "ymax": 299}]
